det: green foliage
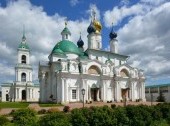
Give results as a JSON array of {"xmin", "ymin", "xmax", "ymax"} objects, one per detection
[
  {"xmin": 0, "ymin": 102, "xmax": 29, "ymax": 108},
  {"xmin": 71, "ymin": 106, "xmax": 117, "ymax": 126},
  {"xmin": 114, "ymin": 106, "xmax": 129, "ymax": 125},
  {"xmin": 0, "ymin": 116, "xmax": 10, "ymax": 126},
  {"xmin": 157, "ymin": 103, "xmax": 170, "ymax": 120},
  {"xmin": 156, "ymin": 91, "xmax": 166, "ymax": 102},
  {"xmin": 125, "ymin": 105, "xmax": 152, "ymax": 126},
  {"xmin": 71, "ymin": 108, "xmax": 89, "ymax": 126},
  {"xmin": 39, "ymin": 103, "xmax": 62, "ymax": 107},
  {"xmin": 7, "ymin": 102, "xmax": 170, "ymax": 126},
  {"xmin": 12, "ymin": 108, "xmax": 37, "ymax": 126},
  {"xmin": 38, "ymin": 112, "xmax": 71, "ymax": 126},
  {"xmin": 150, "ymin": 119, "xmax": 169, "ymax": 126}
]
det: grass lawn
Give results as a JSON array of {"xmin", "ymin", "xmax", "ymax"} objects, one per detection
[
  {"xmin": 39, "ymin": 103, "xmax": 63, "ymax": 107},
  {"xmin": 0, "ymin": 102, "xmax": 29, "ymax": 108}
]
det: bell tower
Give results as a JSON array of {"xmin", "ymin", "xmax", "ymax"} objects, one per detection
[{"xmin": 15, "ymin": 30, "xmax": 33, "ymax": 85}]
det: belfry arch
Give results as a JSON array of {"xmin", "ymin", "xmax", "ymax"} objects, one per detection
[
  {"xmin": 88, "ymin": 65, "xmax": 101, "ymax": 75},
  {"xmin": 120, "ymin": 69, "xmax": 129, "ymax": 77}
]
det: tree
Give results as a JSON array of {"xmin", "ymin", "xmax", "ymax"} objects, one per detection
[{"xmin": 156, "ymin": 91, "xmax": 166, "ymax": 102}]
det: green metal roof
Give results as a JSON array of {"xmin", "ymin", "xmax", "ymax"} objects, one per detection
[
  {"xmin": 61, "ymin": 27, "xmax": 71, "ymax": 35},
  {"xmin": 18, "ymin": 42, "xmax": 29, "ymax": 50},
  {"xmin": 52, "ymin": 40, "xmax": 81, "ymax": 55},
  {"xmin": 53, "ymin": 48, "xmax": 66, "ymax": 56},
  {"xmin": 146, "ymin": 83, "xmax": 170, "ymax": 88}
]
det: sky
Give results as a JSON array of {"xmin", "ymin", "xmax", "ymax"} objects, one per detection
[{"xmin": 0, "ymin": 0, "xmax": 170, "ymax": 85}]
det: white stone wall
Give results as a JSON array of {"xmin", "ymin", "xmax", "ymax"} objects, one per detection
[
  {"xmin": 110, "ymin": 39, "xmax": 118, "ymax": 53},
  {"xmin": 39, "ymin": 55, "xmax": 145, "ymax": 103},
  {"xmin": 1, "ymin": 87, "xmax": 11, "ymax": 102},
  {"xmin": 145, "ymin": 86, "xmax": 170, "ymax": 102}
]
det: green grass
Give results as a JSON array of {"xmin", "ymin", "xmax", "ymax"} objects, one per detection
[
  {"xmin": 39, "ymin": 103, "xmax": 63, "ymax": 107},
  {"xmin": 0, "ymin": 102, "xmax": 29, "ymax": 108}
]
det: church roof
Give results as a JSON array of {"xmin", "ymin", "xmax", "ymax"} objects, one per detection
[
  {"xmin": 52, "ymin": 40, "xmax": 81, "ymax": 55},
  {"xmin": 61, "ymin": 27, "xmax": 71, "ymax": 35},
  {"xmin": 18, "ymin": 42, "xmax": 29, "ymax": 50},
  {"xmin": 146, "ymin": 83, "xmax": 170, "ymax": 88},
  {"xmin": 85, "ymin": 49, "xmax": 129, "ymax": 59}
]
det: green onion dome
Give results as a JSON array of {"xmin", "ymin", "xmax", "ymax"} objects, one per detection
[{"xmin": 52, "ymin": 40, "xmax": 81, "ymax": 55}]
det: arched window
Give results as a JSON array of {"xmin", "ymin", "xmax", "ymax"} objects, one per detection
[
  {"xmin": 21, "ymin": 55, "xmax": 26, "ymax": 64},
  {"xmin": 88, "ymin": 65, "xmax": 101, "ymax": 75},
  {"xmin": 66, "ymin": 34, "xmax": 68, "ymax": 39},
  {"xmin": 21, "ymin": 73, "xmax": 26, "ymax": 82},
  {"xmin": 120, "ymin": 69, "xmax": 129, "ymax": 77}
]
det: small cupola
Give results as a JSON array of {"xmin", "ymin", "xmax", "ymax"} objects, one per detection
[
  {"xmin": 77, "ymin": 33, "xmax": 84, "ymax": 48},
  {"xmin": 61, "ymin": 22, "xmax": 71, "ymax": 41},
  {"xmin": 87, "ymin": 21, "xmax": 96, "ymax": 34},
  {"xmin": 109, "ymin": 23, "xmax": 117, "ymax": 40},
  {"xmin": 18, "ymin": 29, "xmax": 29, "ymax": 50}
]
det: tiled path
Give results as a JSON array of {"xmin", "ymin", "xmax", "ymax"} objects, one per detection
[{"xmin": 0, "ymin": 101, "xmax": 159, "ymax": 115}]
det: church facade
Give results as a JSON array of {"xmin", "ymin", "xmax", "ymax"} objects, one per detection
[
  {"xmin": 39, "ymin": 13, "xmax": 146, "ymax": 103},
  {"xmin": 1, "ymin": 34, "xmax": 39, "ymax": 102}
]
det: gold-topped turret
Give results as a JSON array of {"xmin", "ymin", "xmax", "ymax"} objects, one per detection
[
  {"xmin": 93, "ymin": 20, "xmax": 102, "ymax": 33},
  {"xmin": 92, "ymin": 9, "xmax": 102, "ymax": 34}
]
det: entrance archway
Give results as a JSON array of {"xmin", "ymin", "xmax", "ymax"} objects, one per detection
[
  {"xmin": 22, "ymin": 90, "xmax": 26, "ymax": 100},
  {"xmin": 91, "ymin": 84, "xmax": 100, "ymax": 101},
  {"xmin": 91, "ymin": 88, "xmax": 98, "ymax": 101},
  {"xmin": 6, "ymin": 94, "xmax": 9, "ymax": 101},
  {"xmin": 121, "ymin": 88, "xmax": 129, "ymax": 100}
]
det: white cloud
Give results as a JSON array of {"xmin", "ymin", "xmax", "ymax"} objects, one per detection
[
  {"xmin": 103, "ymin": 3, "xmax": 150, "ymax": 27},
  {"xmin": 115, "ymin": 2, "xmax": 170, "ymax": 82},
  {"xmin": 70, "ymin": 0, "xmax": 79, "ymax": 6},
  {"xmin": 140, "ymin": 0, "xmax": 167, "ymax": 6},
  {"xmin": 0, "ymin": 0, "xmax": 91, "ymax": 84}
]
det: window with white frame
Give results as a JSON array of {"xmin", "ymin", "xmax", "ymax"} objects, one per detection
[{"xmin": 72, "ymin": 90, "xmax": 76, "ymax": 99}]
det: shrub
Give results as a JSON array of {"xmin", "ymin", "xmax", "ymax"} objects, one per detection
[
  {"xmin": 39, "ymin": 112, "xmax": 71, "ymax": 126},
  {"xmin": 0, "ymin": 116, "xmax": 10, "ymax": 126},
  {"xmin": 114, "ymin": 106, "xmax": 129, "ymax": 125},
  {"xmin": 63, "ymin": 106, "xmax": 70, "ymax": 113},
  {"xmin": 12, "ymin": 108, "xmax": 37, "ymax": 126},
  {"xmin": 150, "ymin": 119, "xmax": 169, "ymax": 126},
  {"xmin": 9, "ymin": 109, "xmax": 16, "ymax": 116},
  {"xmin": 38, "ymin": 109, "xmax": 47, "ymax": 114},
  {"xmin": 47, "ymin": 108, "xmax": 60, "ymax": 113},
  {"xmin": 71, "ymin": 108, "xmax": 89, "ymax": 126},
  {"xmin": 125, "ymin": 105, "xmax": 152, "ymax": 126},
  {"xmin": 111, "ymin": 104, "xmax": 116, "ymax": 109}
]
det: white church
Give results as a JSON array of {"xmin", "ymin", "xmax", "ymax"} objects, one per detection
[
  {"xmin": 39, "ymin": 12, "xmax": 146, "ymax": 103},
  {"xmin": 1, "ymin": 33, "xmax": 39, "ymax": 102}
]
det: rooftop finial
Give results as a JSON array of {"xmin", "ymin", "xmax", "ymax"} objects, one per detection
[
  {"xmin": 92, "ymin": 9, "xmax": 96, "ymax": 21},
  {"xmin": 65, "ymin": 18, "xmax": 68, "ymax": 27},
  {"xmin": 22, "ymin": 24, "xmax": 26, "ymax": 42},
  {"xmin": 80, "ymin": 31, "xmax": 81, "ymax": 37},
  {"xmin": 111, "ymin": 22, "xmax": 114, "ymax": 31}
]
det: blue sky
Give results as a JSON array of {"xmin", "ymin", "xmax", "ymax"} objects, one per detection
[{"xmin": 0, "ymin": 0, "xmax": 170, "ymax": 85}]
